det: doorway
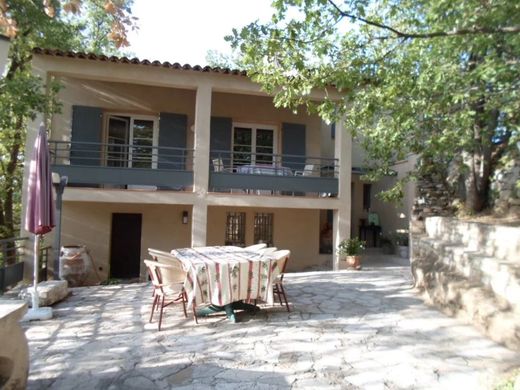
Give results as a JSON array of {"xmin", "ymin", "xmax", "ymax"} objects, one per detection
[{"xmin": 110, "ymin": 213, "xmax": 142, "ymax": 279}]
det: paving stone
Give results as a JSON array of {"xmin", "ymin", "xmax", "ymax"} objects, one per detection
[{"xmin": 22, "ymin": 257, "xmax": 520, "ymax": 389}]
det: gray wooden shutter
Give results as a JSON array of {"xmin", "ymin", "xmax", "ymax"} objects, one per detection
[
  {"xmin": 71, "ymin": 105, "xmax": 103, "ymax": 166},
  {"xmin": 158, "ymin": 112, "xmax": 187, "ymax": 170},
  {"xmin": 282, "ymin": 122, "xmax": 306, "ymax": 170},
  {"xmin": 210, "ymin": 117, "xmax": 232, "ymax": 167}
]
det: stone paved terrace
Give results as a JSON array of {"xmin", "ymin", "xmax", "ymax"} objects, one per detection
[{"xmin": 23, "ymin": 254, "xmax": 520, "ymax": 389}]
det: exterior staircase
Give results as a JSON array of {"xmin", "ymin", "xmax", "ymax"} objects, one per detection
[{"xmin": 412, "ymin": 216, "xmax": 520, "ymax": 350}]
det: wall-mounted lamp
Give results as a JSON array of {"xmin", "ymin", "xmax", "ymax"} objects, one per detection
[
  {"xmin": 399, "ymin": 213, "xmax": 406, "ymax": 219},
  {"xmin": 182, "ymin": 210, "xmax": 189, "ymax": 224}
]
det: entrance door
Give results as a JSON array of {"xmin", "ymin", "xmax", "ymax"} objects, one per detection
[{"xmin": 110, "ymin": 213, "xmax": 142, "ymax": 279}]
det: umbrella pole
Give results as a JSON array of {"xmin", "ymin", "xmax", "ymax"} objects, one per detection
[
  {"xmin": 23, "ymin": 235, "xmax": 53, "ymax": 321},
  {"xmin": 32, "ymin": 235, "xmax": 40, "ymax": 310}
]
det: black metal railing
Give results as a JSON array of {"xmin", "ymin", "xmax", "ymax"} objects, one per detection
[
  {"xmin": 209, "ymin": 149, "xmax": 339, "ymax": 195},
  {"xmin": 210, "ymin": 149, "xmax": 339, "ymax": 177},
  {"xmin": 0, "ymin": 237, "xmax": 27, "ymax": 293},
  {"xmin": 49, "ymin": 140, "xmax": 195, "ymax": 189},
  {"xmin": 49, "ymin": 140, "xmax": 194, "ymax": 171},
  {"xmin": 0, "ymin": 237, "xmax": 51, "ymax": 294}
]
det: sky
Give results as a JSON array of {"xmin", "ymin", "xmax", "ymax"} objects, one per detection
[{"xmin": 127, "ymin": 0, "xmax": 274, "ymax": 65}]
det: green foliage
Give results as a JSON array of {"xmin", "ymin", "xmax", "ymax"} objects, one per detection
[
  {"xmin": 0, "ymin": 0, "xmax": 135, "ymax": 238},
  {"xmin": 205, "ymin": 49, "xmax": 243, "ymax": 69},
  {"xmin": 337, "ymin": 237, "xmax": 365, "ymax": 256},
  {"xmin": 230, "ymin": 0, "xmax": 520, "ymax": 213}
]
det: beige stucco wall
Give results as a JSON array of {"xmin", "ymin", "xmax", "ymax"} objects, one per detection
[
  {"xmin": 51, "ymin": 78, "xmax": 326, "ymax": 159},
  {"xmin": 52, "ymin": 77, "xmax": 197, "ymax": 150},
  {"xmin": 371, "ymin": 155, "xmax": 418, "ymax": 236},
  {"xmin": 212, "ymin": 92, "xmax": 323, "ymax": 158},
  {"xmin": 61, "ymin": 201, "xmax": 192, "ymax": 283},
  {"xmin": 207, "ymin": 206, "xmax": 325, "ymax": 271}
]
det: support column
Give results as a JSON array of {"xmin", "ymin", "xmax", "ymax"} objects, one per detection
[
  {"xmin": 332, "ymin": 120, "xmax": 352, "ymax": 270},
  {"xmin": 191, "ymin": 84, "xmax": 212, "ymax": 247},
  {"xmin": 192, "ymin": 84, "xmax": 212, "ymax": 195},
  {"xmin": 191, "ymin": 201, "xmax": 208, "ymax": 247}
]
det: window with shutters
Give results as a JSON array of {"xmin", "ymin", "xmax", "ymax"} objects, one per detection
[
  {"xmin": 105, "ymin": 114, "xmax": 158, "ymax": 168},
  {"xmin": 232, "ymin": 123, "xmax": 277, "ymax": 167},
  {"xmin": 225, "ymin": 212, "xmax": 246, "ymax": 246},
  {"xmin": 254, "ymin": 213, "xmax": 274, "ymax": 246}
]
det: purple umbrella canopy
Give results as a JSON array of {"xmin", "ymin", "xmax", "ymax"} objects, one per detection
[
  {"xmin": 25, "ymin": 125, "xmax": 55, "ymax": 235},
  {"xmin": 24, "ymin": 124, "xmax": 55, "ymax": 319}
]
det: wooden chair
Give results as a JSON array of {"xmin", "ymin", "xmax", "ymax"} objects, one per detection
[
  {"xmin": 144, "ymin": 259, "xmax": 195, "ymax": 330},
  {"xmin": 271, "ymin": 250, "xmax": 291, "ymax": 312},
  {"xmin": 148, "ymin": 248, "xmax": 186, "ymax": 269},
  {"xmin": 245, "ymin": 243, "xmax": 267, "ymax": 251}
]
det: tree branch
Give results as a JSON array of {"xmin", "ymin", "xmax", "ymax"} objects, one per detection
[{"xmin": 327, "ymin": 0, "xmax": 520, "ymax": 39}]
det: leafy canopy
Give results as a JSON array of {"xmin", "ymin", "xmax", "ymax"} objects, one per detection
[
  {"xmin": 229, "ymin": 0, "xmax": 520, "ymax": 209},
  {"xmin": 0, "ymin": 0, "xmax": 136, "ymax": 238}
]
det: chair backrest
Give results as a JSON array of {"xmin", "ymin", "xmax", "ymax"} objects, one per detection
[
  {"xmin": 302, "ymin": 164, "xmax": 316, "ymax": 176},
  {"xmin": 147, "ymin": 249, "xmax": 186, "ymax": 284},
  {"xmin": 144, "ymin": 259, "xmax": 163, "ymax": 289},
  {"xmin": 258, "ymin": 247, "xmax": 278, "ymax": 255},
  {"xmin": 271, "ymin": 249, "xmax": 291, "ymax": 274},
  {"xmin": 212, "ymin": 158, "xmax": 224, "ymax": 172},
  {"xmin": 148, "ymin": 248, "xmax": 178, "ymax": 263},
  {"xmin": 245, "ymin": 243, "xmax": 267, "ymax": 251}
]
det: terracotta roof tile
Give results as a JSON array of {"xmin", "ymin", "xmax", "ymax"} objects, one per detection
[{"xmin": 32, "ymin": 48, "xmax": 248, "ymax": 77}]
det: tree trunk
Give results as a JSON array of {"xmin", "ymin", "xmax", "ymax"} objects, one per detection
[{"xmin": 0, "ymin": 54, "xmax": 28, "ymax": 239}]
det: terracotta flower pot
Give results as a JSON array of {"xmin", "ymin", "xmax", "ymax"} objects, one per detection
[{"xmin": 345, "ymin": 255, "xmax": 362, "ymax": 270}]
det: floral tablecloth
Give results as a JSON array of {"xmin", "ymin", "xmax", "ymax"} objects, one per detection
[{"xmin": 171, "ymin": 246, "xmax": 281, "ymax": 307}]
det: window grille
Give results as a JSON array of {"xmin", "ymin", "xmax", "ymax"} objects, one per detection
[
  {"xmin": 254, "ymin": 213, "xmax": 274, "ymax": 246},
  {"xmin": 225, "ymin": 212, "xmax": 246, "ymax": 246}
]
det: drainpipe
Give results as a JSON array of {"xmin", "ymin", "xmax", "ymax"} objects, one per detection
[{"xmin": 52, "ymin": 174, "xmax": 68, "ymax": 280}]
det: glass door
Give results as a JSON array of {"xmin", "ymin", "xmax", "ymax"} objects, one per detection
[
  {"xmin": 130, "ymin": 119, "xmax": 156, "ymax": 169},
  {"xmin": 255, "ymin": 128, "xmax": 274, "ymax": 164},
  {"xmin": 106, "ymin": 115, "xmax": 158, "ymax": 169},
  {"xmin": 107, "ymin": 116, "xmax": 129, "ymax": 167},
  {"xmin": 232, "ymin": 127, "xmax": 252, "ymax": 167},
  {"xmin": 232, "ymin": 124, "xmax": 276, "ymax": 168}
]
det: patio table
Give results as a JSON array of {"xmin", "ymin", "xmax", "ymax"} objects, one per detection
[{"xmin": 171, "ymin": 246, "xmax": 282, "ymax": 310}]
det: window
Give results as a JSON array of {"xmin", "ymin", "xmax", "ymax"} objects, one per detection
[
  {"xmin": 254, "ymin": 213, "xmax": 273, "ymax": 246},
  {"xmin": 106, "ymin": 114, "xmax": 158, "ymax": 168},
  {"xmin": 225, "ymin": 212, "xmax": 246, "ymax": 246},
  {"xmin": 232, "ymin": 123, "xmax": 276, "ymax": 167}
]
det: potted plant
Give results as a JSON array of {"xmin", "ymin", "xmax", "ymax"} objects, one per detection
[
  {"xmin": 393, "ymin": 230, "xmax": 409, "ymax": 259},
  {"xmin": 337, "ymin": 237, "xmax": 365, "ymax": 270}
]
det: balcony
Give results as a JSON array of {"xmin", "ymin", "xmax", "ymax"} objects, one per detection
[
  {"xmin": 209, "ymin": 150, "xmax": 339, "ymax": 196},
  {"xmin": 49, "ymin": 141, "xmax": 194, "ymax": 190}
]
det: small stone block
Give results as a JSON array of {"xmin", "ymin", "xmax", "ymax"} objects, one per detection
[{"xmin": 19, "ymin": 280, "xmax": 69, "ymax": 307}]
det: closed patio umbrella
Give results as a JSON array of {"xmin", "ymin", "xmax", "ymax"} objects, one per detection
[{"xmin": 24, "ymin": 124, "xmax": 55, "ymax": 321}]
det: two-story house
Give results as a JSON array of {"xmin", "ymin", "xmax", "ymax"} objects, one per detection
[{"xmin": 21, "ymin": 48, "xmax": 360, "ymax": 283}]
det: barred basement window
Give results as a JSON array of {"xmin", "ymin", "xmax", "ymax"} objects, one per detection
[
  {"xmin": 254, "ymin": 213, "xmax": 274, "ymax": 246},
  {"xmin": 225, "ymin": 212, "xmax": 246, "ymax": 246}
]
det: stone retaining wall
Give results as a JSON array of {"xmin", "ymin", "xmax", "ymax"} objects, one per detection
[
  {"xmin": 411, "ymin": 216, "xmax": 520, "ymax": 350},
  {"xmin": 0, "ymin": 301, "xmax": 29, "ymax": 389}
]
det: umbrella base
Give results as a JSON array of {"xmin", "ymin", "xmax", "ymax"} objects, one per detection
[{"xmin": 22, "ymin": 307, "xmax": 53, "ymax": 321}]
